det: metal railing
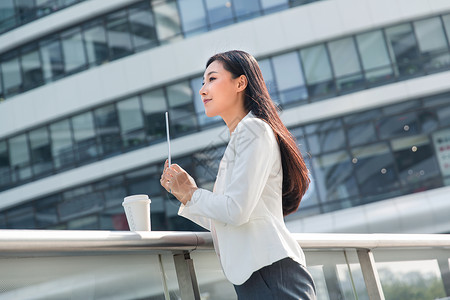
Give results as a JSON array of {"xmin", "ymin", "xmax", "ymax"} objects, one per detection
[{"xmin": 0, "ymin": 230, "xmax": 449, "ymax": 300}]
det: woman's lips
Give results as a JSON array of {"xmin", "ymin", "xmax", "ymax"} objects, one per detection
[{"xmin": 203, "ymin": 99, "xmax": 212, "ymax": 104}]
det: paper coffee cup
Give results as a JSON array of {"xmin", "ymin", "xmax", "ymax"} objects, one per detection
[{"xmin": 122, "ymin": 194, "xmax": 151, "ymax": 231}]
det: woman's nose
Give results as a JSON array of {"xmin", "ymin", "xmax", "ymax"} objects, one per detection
[{"xmin": 199, "ymin": 84, "xmax": 206, "ymax": 95}]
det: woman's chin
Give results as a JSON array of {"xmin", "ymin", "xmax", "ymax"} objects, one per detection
[{"xmin": 205, "ymin": 110, "xmax": 218, "ymax": 118}]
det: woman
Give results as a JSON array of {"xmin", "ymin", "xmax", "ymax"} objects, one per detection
[{"xmin": 160, "ymin": 50, "xmax": 316, "ymax": 299}]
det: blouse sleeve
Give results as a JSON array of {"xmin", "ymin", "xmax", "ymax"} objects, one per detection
[{"xmin": 178, "ymin": 118, "xmax": 276, "ymax": 227}]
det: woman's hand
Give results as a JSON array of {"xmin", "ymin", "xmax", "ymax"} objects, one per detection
[{"xmin": 160, "ymin": 160, "xmax": 198, "ymax": 205}]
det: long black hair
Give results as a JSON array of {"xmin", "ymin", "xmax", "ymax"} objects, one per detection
[{"xmin": 206, "ymin": 50, "xmax": 310, "ymax": 216}]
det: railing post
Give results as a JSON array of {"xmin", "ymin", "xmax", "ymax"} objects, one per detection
[
  {"xmin": 357, "ymin": 249, "xmax": 385, "ymax": 300},
  {"xmin": 173, "ymin": 252, "xmax": 201, "ymax": 300},
  {"xmin": 438, "ymin": 256, "xmax": 450, "ymax": 297}
]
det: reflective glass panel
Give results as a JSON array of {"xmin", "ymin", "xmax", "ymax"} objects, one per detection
[
  {"xmin": 0, "ymin": 140, "xmax": 10, "ymax": 187},
  {"xmin": 106, "ymin": 10, "xmax": 133, "ymax": 59},
  {"xmin": 178, "ymin": 0, "xmax": 207, "ymax": 35},
  {"xmin": 347, "ymin": 122, "xmax": 377, "ymax": 147},
  {"xmin": 312, "ymin": 150, "xmax": 358, "ymax": 206},
  {"xmin": 300, "ymin": 45, "xmax": 334, "ymax": 98},
  {"xmin": 443, "ymin": 14, "xmax": 450, "ymax": 42},
  {"xmin": 328, "ymin": 37, "xmax": 363, "ymax": 91},
  {"xmin": 356, "ymin": 30, "xmax": 393, "ymax": 84},
  {"xmin": 258, "ymin": 58, "xmax": 278, "ymax": 102},
  {"xmin": 272, "ymin": 52, "xmax": 307, "ymax": 104},
  {"xmin": 141, "ymin": 89, "xmax": 167, "ymax": 142},
  {"xmin": 117, "ymin": 96, "xmax": 145, "ymax": 149},
  {"xmin": 8, "ymin": 134, "xmax": 32, "ymax": 181},
  {"xmin": 376, "ymin": 112, "xmax": 418, "ymax": 139},
  {"xmin": 35, "ymin": 195, "xmax": 60, "ymax": 228},
  {"xmin": 29, "ymin": 127, "xmax": 53, "ymax": 176},
  {"xmin": 232, "ymin": 0, "xmax": 261, "ymax": 20},
  {"xmin": 352, "ymin": 143, "xmax": 400, "ymax": 203},
  {"xmin": 61, "ymin": 28, "xmax": 87, "ymax": 73},
  {"xmin": 40, "ymin": 38, "xmax": 64, "ymax": 82},
  {"xmin": 385, "ymin": 24, "xmax": 421, "ymax": 77},
  {"xmin": 1, "ymin": 52, "xmax": 22, "ymax": 96},
  {"xmin": 6, "ymin": 206, "xmax": 35, "ymax": 229},
  {"xmin": 94, "ymin": 105, "xmax": 121, "ymax": 156},
  {"xmin": 432, "ymin": 128, "xmax": 450, "ymax": 178},
  {"xmin": 50, "ymin": 119, "xmax": 74, "ymax": 169},
  {"xmin": 83, "ymin": 20, "xmax": 109, "ymax": 66},
  {"xmin": 152, "ymin": 0, "xmax": 182, "ymax": 42},
  {"xmin": 21, "ymin": 46, "xmax": 44, "ymax": 90},
  {"xmin": 72, "ymin": 111, "xmax": 98, "ymax": 162},
  {"xmin": 260, "ymin": 0, "xmax": 288, "ymax": 12},
  {"xmin": 414, "ymin": 17, "xmax": 450, "ymax": 72},
  {"xmin": 205, "ymin": 0, "xmax": 233, "ymax": 27},
  {"xmin": 0, "ymin": 0, "xmax": 16, "ymax": 32},
  {"xmin": 167, "ymin": 81, "xmax": 197, "ymax": 134},
  {"xmin": 391, "ymin": 135, "xmax": 441, "ymax": 191},
  {"xmin": 15, "ymin": 0, "xmax": 36, "ymax": 23},
  {"xmin": 128, "ymin": 2, "xmax": 157, "ymax": 50},
  {"xmin": 415, "ymin": 17, "xmax": 448, "ymax": 53}
]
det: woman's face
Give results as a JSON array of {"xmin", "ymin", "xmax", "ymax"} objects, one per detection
[{"xmin": 199, "ymin": 60, "xmax": 243, "ymax": 118}]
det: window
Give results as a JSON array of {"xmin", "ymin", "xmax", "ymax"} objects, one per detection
[
  {"xmin": 83, "ymin": 20, "xmax": 109, "ymax": 66},
  {"xmin": 94, "ymin": 105, "xmax": 122, "ymax": 156},
  {"xmin": 205, "ymin": 0, "xmax": 234, "ymax": 29},
  {"xmin": 232, "ymin": 0, "xmax": 261, "ymax": 21},
  {"xmin": 391, "ymin": 135, "xmax": 441, "ymax": 192},
  {"xmin": 414, "ymin": 17, "xmax": 450, "ymax": 72},
  {"xmin": 72, "ymin": 111, "xmax": 98, "ymax": 163},
  {"xmin": 141, "ymin": 88, "xmax": 167, "ymax": 142},
  {"xmin": 312, "ymin": 150, "xmax": 359, "ymax": 209},
  {"xmin": 300, "ymin": 44, "xmax": 334, "ymax": 98},
  {"xmin": 29, "ymin": 127, "xmax": 53, "ymax": 176},
  {"xmin": 50, "ymin": 119, "xmax": 75, "ymax": 169},
  {"xmin": 260, "ymin": 0, "xmax": 288, "ymax": 13},
  {"xmin": 117, "ymin": 96, "xmax": 145, "ymax": 149},
  {"xmin": 61, "ymin": 27, "xmax": 87, "ymax": 73},
  {"xmin": 347, "ymin": 122, "xmax": 377, "ymax": 147},
  {"xmin": 272, "ymin": 52, "xmax": 307, "ymax": 105},
  {"xmin": 356, "ymin": 30, "xmax": 393, "ymax": 84},
  {"xmin": 21, "ymin": 44, "xmax": 44, "ymax": 90},
  {"xmin": 106, "ymin": 10, "xmax": 133, "ymax": 59},
  {"xmin": 178, "ymin": 0, "xmax": 208, "ymax": 35},
  {"xmin": 352, "ymin": 143, "xmax": 400, "ymax": 203},
  {"xmin": 128, "ymin": 2, "xmax": 158, "ymax": 50},
  {"xmin": 305, "ymin": 119, "xmax": 345, "ymax": 155},
  {"xmin": 40, "ymin": 37, "xmax": 64, "ymax": 82},
  {"xmin": 8, "ymin": 134, "xmax": 32, "ymax": 182},
  {"xmin": 166, "ymin": 81, "xmax": 197, "ymax": 134},
  {"xmin": 376, "ymin": 112, "xmax": 419, "ymax": 139},
  {"xmin": 328, "ymin": 37, "xmax": 364, "ymax": 92},
  {"xmin": 0, "ymin": 140, "xmax": 10, "ymax": 187},
  {"xmin": 1, "ymin": 51, "xmax": 22, "ymax": 97},
  {"xmin": 443, "ymin": 14, "xmax": 450, "ymax": 44},
  {"xmin": 385, "ymin": 24, "xmax": 421, "ymax": 78},
  {"xmin": 0, "ymin": 0, "xmax": 16, "ymax": 32},
  {"xmin": 152, "ymin": 0, "xmax": 182, "ymax": 42},
  {"xmin": 258, "ymin": 58, "xmax": 278, "ymax": 102}
]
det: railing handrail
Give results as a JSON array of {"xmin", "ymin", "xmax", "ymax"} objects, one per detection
[{"xmin": 0, "ymin": 230, "xmax": 450, "ymax": 256}]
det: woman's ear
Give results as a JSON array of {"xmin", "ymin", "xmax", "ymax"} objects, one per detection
[{"xmin": 237, "ymin": 75, "xmax": 248, "ymax": 92}]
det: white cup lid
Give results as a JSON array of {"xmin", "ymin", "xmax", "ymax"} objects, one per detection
[{"xmin": 124, "ymin": 194, "xmax": 151, "ymax": 203}]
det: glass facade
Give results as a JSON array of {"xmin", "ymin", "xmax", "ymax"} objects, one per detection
[
  {"xmin": 2, "ymin": 94, "xmax": 450, "ymax": 230},
  {"xmin": 0, "ymin": 0, "xmax": 86, "ymax": 34},
  {"xmin": 3, "ymin": 12, "xmax": 450, "ymax": 191},
  {"xmin": 0, "ymin": 0, "xmax": 323, "ymax": 101}
]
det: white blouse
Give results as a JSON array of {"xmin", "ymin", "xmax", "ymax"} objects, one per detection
[{"xmin": 178, "ymin": 111, "xmax": 305, "ymax": 285}]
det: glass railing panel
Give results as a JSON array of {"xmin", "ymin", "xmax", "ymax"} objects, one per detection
[
  {"xmin": 0, "ymin": 253, "xmax": 169, "ymax": 300},
  {"xmin": 189, "ymin": 251, "xmax": 237, "ymax": 300},
  {"xmin": 372, "ymin": 248, "xmax": 450, "ymax": 300},
  {"xmin": 306, "ymin": 250, "xmax": 369, "ymax": 300}
]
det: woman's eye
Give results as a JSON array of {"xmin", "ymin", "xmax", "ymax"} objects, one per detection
[{"xmin": 209, "ymin": 77, "xmax": 216, "ymax": 82}]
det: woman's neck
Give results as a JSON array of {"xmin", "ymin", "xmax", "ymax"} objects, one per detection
[{"xmin": 222, "ymin": 108, "xmax": 249, "ymax": 135}]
